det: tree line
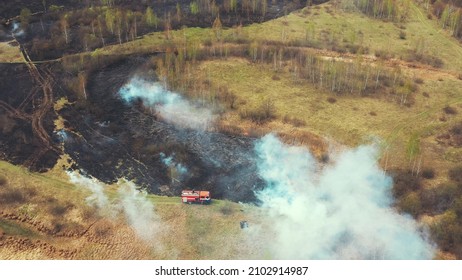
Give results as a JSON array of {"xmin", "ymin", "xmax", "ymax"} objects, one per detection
[
  {"xmin": 353, "ymin": 0, "xmax": 411, "ymax": 21},
  {"xmin": 430, "ymin": 0, "xmax": 462, "ymax": 39},
  {"xmin": 23, "ymin": 0, "xmax": 308, "ymax": 60}
]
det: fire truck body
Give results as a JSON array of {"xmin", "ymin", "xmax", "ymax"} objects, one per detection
[{"xmin": 181, "ymin": 190, "xmax": 211, "ymax": 204}]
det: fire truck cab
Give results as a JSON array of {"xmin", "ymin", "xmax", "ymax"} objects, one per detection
[{"xmin": 181, "ymin": 190, "xmax": 211, "ymax": 204}]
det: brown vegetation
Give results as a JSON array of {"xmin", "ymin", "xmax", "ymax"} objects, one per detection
[
  {"xmin": 239, "ymin": 99, "xmax": 276, "ymax": 124},
  {"xmin": 444, "ymin": 105, "xmax": 458, "ymax": 115}
]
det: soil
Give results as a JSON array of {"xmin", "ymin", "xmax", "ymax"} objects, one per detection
[{"xmin": 436, "ymin": 122, "xmax": 462, "ymax": 148}]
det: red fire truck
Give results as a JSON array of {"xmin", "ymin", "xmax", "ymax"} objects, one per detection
[{"xmin": 181, "ymin": 190, "xmax": 211, "ymax": 204}]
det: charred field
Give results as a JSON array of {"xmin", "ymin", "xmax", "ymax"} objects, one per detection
[
  {"xmin": 1, "ymin": 54, "xmax": 265, "ymax": 203},
  {"xmin": 61, "ymin": 55, "xmax": 266, "ymax": 202}
]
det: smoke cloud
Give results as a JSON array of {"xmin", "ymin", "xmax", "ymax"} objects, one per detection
[
  {"xmin": 254, "ymin": 134, "xmax": 435, "ymax": 259},
  {"xmin": 67, "ymin": 171, "xmax": 111, "ymax": 214},
  {"xmin": 67, "ymin": 172, "xmax": 162, "ymax": 243},
  {"xmin": 160, "ymin": 152, "xmax": 188, "ymax": 176},
  {"xmin": 117, "ymin": 180, "xmax": 162, "ymax": 242},
  {"xmin": 11, "ymin": 22, "xmax": 24, "ymax": 37},
  {"xmin": 119, "ymin": 77, "xmax": 215, "ymax": 130}
]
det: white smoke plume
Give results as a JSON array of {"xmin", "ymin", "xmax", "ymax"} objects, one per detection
[
  {"xmin": 11, "ymin": 22, "xmax": 25, "ymax": 37},
  {"xmin": 67, "ymin": 171, "xmax": 111, "ymax": 214},
  {"xmin": 160, "ymin": 152, "xmax": 188, "ymax": 176},
  {"xmin": 119, "ymin": 77, "xmax": 215, "ymax": 130},
  {"xmin": 253, "ymin": 134, "xmax": 435, "ymax": 259},
  {"xmin": 68, "ymin": 172, "xmax": 163, "ymax": 243},
  {"xmin": 117, "ymin": 180, "xmax": 162, "ymax": 242},
  {"xmin": 56, "ymin": 129, "xmax": 68, "ymax": 142}
]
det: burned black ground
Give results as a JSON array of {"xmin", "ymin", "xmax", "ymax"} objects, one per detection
[
  {"xmin": 0, "ymin": 54, "xmax": 265, "ymax": 202},
  {"xmin": 0, "ymin": 63, "xmax": 60, "ymax": 172},
  {"xmin": 60, "ymin": 55, "xmax": 265, "ymax": 202}
]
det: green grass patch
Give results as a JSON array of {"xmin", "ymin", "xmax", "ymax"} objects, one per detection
[
  {"xmin": 0, "ymin": 42, "xmax": 23, "ymax": 63},
  {"xmin": 0, "ymin": 219, "xmax": 38, "ymax": 238}
]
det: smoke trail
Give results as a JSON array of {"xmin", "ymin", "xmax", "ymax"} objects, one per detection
[
  {"xmin": 56, "ymin": 129, "xmax": 68, "ymax": 142},
  {"xmin": 160, "ymin": 152, "xmax": 188, "ymax": 176},
  {"xmin": 118, "ymin": 77, "xmax": 215, "ymax": 130},
  {"xmin": 117, "ymin": 180, "xmax": 162, "ymax": 242},
  {"xmin": 254, "ymin": 134, "xmax": 435, "ymax": 259},
  {"xmin": 68, "ymin": 172, "xmax": 163, "ymax": 243},
  {"xmin": 11, "ymin": 22, "xmax": 24, "ymax": 37},
  {"xmin": 12, "ymin": 22, "xmax": 19, "ymax": 32},
  {"xmin": 67, "ymin": 171, "xmax": 111, "ymax": 212}
]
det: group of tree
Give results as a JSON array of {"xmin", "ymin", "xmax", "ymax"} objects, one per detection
[
  {"xmin": 188, "ymin": 0, "xmax": 273, "ymax": 17},
  {"xmin": 153, "ymin": 30, "xmax": 414, "ymax": 114},
  {"xmin": 430, "ymin": 0, "xmax": 462, "ymax": 39},
  {"xmin": 240, "ymin": 41, "xmax": 413, "ymax": 100},
  {"xmin": 29, "ymin": 6, "xmax": 163, "ymax": 59},
  {"xmin": 353, "ymin": 0, "xmax": 411, "ymax": 21},
  {"xmin": 24, "ymin": 0, "xmax": 308, "ymax": 59}
]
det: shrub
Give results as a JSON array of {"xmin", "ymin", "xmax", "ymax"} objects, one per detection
[
  {"xmin": 421, "ymin": 168, "xmax": 436, "ymax": 179},
  {"xmin": 49, "ymin": 5, "xmax": 63, "ymax": 12},
  {"xmin": 327, "ymin": 97, "xmax": 337, "ymax": 103},
  {"xmin": 50, "ymin": 204, "xmax": 69, "ymax": 216},
  {"xmin": 414, "ymin": 77, "xmax": 424, "ymax": 84},
  {"xmin": 0, "ymin": 175, "xmax": 7, "ymax": 186},
  {"xmin": 399, "ymin": 31, "xmax": 407, "ymax": 40},
  {"xmin": 52, "ymin": 221, "xmax": 64, "ymax": 234},
  {"xmin": 430, "ymin": 210, "xmax": 462, "ymax": 254},
  {"xmin": 421, "ymin": 183, "xmax": 459, "ymax": 215},
  {"xmin": 282, "ymin": 115, "xmax": 306, "ymax": 127},
  {"xmin": 0, "ymin": 189, "xmax": 25, "ymax": 204},
  {"xmin": 398, "ymin": 192, "xmax": 422, "ymax": 217},
  {"xmin": 220, "ymin": 201, "xmax": 234, "ymax": 216},
  {"xmin": 320, "ymin": 153, "xmax": 329, "ymax": 163},
  {"xmin": 449, "ymin": 166, "xmax": 462, "ymax": 183},
  {"xmin": 375, "ymin": 49, "xmax": 393, "ymax": 59},
  {"xmin": 391, "ymin": 169, "xmax": 422, "ymax": 198},
  {"xmin": 454, "ymin": 197, "xmax": 462, "ymax": 218},
  {"xmin": 217, "ymin": 86, "xmax": 237, "ymax": 109},
  {"xmin": 218, "ymin": 124, "xmax": 243, "ymax": 135},
  {"xmin": 448, "ymin": 122, "xmax": 462, "ymax": 147},
  {"xmin": 405, "ymin": 52, "xmax": 444, "ymax": 68},
  {"xmin": 444, "ymin": 105, "xmax": 458, "ymax": 115},
  {"xmin": 450, "ymin": 122, "xmax": 462, "ymax": 136},
  {"xmin": 93, "ymin": 221, "xmax": 112, "ymax": 237},
  {"xmin": 239, "ymin": 99, "xmax": 276, "ymax": 124}
]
